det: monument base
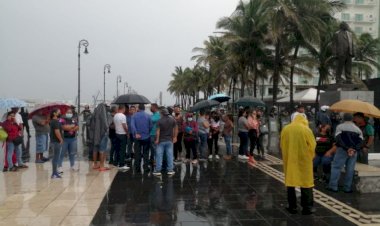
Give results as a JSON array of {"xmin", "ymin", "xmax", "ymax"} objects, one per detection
[{"xmin": 320, "ymin": 90, "xmax": 374, "ymax": 106}]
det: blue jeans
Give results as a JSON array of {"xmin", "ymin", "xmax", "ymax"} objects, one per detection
[
  {"xmin": 198, "ymin": 133, "xmax": 208, "ymax": 159},
  {"xmin": 329, "ymin": 147, "xmax": 357, "ymax": 192},
  {"xmin": 59, "ymin": 137, "xmax": 77, "ymax": 168},
  {"xmin": 155, "ymin": 141, "xmax": 174, "ymax": 172},
  {"xmin": 6, "ymin": 142, "xmax": 22, "ymax": 168},
  {"xmin": 224, "ymin": 135, "xmax": 232, "ymax": 155},
  {"xmin": 238, "ymin": 131, "xmax": 249, "ymax": 155},
  {"xmin": 313, "ymin": 153, "xmax": 333, "ymax": 175},
  {"xmin": 51, "ymin": 142, "xmax": 62, "ymax": 175}
]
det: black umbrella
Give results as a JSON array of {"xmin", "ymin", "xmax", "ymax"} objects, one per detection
[
  {"xmin": 234, "ymin": 96, "xmax": 266, "ymax": 107},
  {"xmin": 112, "ymin": 94, "xmax": 151, "ymax": 104},
  {"xmin": 190, "ymin": 99, "xmax": 220, "ymax": 112}
]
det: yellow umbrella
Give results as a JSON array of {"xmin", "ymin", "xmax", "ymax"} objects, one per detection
[{"xmin": 330, "ymin": 99, "xmax": 380, "ymax": 118}]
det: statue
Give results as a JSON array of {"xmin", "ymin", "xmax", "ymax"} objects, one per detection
[{"xmin": 333, "ymin": 22, "xmax": 355, "ymax": 84}]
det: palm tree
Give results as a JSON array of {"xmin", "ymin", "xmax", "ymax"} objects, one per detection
[{"xmin": 354, "ymin": 33, "xmax": 380, "ymax": 79}]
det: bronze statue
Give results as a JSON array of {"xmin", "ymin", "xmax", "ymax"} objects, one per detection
[{"xmin": 333, "ymin": 22, "xmax": 355, "ymax": 84}]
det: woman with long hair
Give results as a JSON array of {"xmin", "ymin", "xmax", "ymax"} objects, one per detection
[
  {"xmin": 223, "ymin": 114, "xmax": 234, "ymax": 160},
  {"xmin": 247, "ymin": 110, "xmax": 259, "ymax": 157}
]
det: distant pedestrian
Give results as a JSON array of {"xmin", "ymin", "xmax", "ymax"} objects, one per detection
[
  {"xmin": 281, "ymin": 113, "xmax": 316, "ymax": 215},
  {"xmin": 153, "ymin": 108, "xmax": 178, "ymax": 176},
  {"xmin": 50, "ymin": 109, "xmax": 63, "ymax": 178},
  {"xmin": 108, "ymin": 105, "xmax": 118, "ymax": 165},
  {"xmin": 131, "ymin": 104, "xmax": 152, "ymax": 173},
  {"xmin": 183, "ymin": 113, "xmax": 198, "ymax": 164},
  {"xmin": 247, "ymin": 109, "xmax": 259, "ymax": 157},
  {"xmin": 150, "ymin": 103, "xmax": 160, "ymax": 164},
  {"xmin": 222, "ymin": 114, "xmax": 233, "ymax": 160},
  {"xmin": 20, "ymin": 107, "xmax": 30, "ymax": 138},
  {"xmin": 126, "ymin": 105, "xmax": 136, "ymax": 160},
  {"xmin": 32, "ymin": 111, "xmax": 50, "ymax": 163},
  {"xmin": 58, "ymin": 108, "xmax": 79, "ymax": 172},
  {"xmin": 328, "ymin": 113, "xmax": 363, "ymax": 193},
  {"xmin": 113, "ymin": 105, "xmax": 130, "ymax": 170},
  {"xmin": 353, "ymin": 112, "xmax": 374, "ymax": 165},
  {"xmin": 173, "ymin": 104, "xmax": 184, "ymax": 163},
  {"xmin": 197, "ymin": 111, "xmax": 210, "ymax": 161},
  {"xmin": 237, "ymin": 109, "xmax": 250, "ymax": 161},
  {"xmin": 80, "ymin": 105, "xmax": 91, "ymax": 136},
  {"xmin": 207, "ymin": 112, "xmax": 220, "ymax": 160}
]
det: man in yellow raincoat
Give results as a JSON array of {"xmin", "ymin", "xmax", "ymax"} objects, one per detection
[{"xmin": 280, "ymin": 113, "xmax": 316, "ymax": 215}]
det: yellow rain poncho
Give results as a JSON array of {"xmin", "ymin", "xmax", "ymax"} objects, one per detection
[{"xmin": 280, "ymin": 114, "xmax": 316, "ymax": 188}]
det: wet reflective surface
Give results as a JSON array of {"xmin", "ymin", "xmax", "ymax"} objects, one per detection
[{"xmin": 91, "ymin": 160, "xmax": 354, "ymax": 226}]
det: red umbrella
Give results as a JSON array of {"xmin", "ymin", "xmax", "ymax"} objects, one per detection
[{"xmin": 29, "ymin": 103, "xmax": 71, "ymax": 119}]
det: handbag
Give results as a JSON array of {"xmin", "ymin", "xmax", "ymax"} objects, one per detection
[
  {"xmin": 13, "ymin": 136, "xmax": 23, "ymax": 145},
  {"xmin": 0, "ymin": 128, "xmax": 8, "ymax": 141}
]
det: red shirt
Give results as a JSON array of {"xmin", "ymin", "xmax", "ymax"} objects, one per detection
[{"xmin": 2, "ymin": 120, "xmax": 20, "ymax": 141}]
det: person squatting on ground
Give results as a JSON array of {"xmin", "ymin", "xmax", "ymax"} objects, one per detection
[
  {"xmin": 58, "ymin": 108, "xmax": 79, "ymax": 172},
  {"xmin": 197, "ymin": 110, "xmax": 210, "ymax": 161},
  {"xmin": 32, "ymin": 111, "xmax": 50, "ymax": 163},
  {"xmin": 50, "ymin": 109, "xmax": 63, "ymax": 179},
  {"xmin": 328, "ymin": 113, "xmax": 363, "ymax": 193},
  {"xmin": 281, "ymin": 113, "xmax": 316, "ymax": 215},
  {"xmin": 131, "ymin": 104, "xmax": 152, "ymax": 173},
  {"xmin": 183, "ymin": 112, "xmax": 198, "ymax": 164},
  {"xmin": 153, "ymin": 108, "xmax": 178, "ymax": 176},
  {"xmin": 113, "ymin": 105, "xmax": 129, "ymax": 170}
]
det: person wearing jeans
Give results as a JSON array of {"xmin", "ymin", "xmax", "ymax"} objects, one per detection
[
  {"xmin": 49, "ymin": 109, "xmax": 63, "ymax": 178},
  {"xmin": 328, "ymin": 113, "xmax": 363, "ymax": 193},
  {"xmin": 2, "ymin": 112, "xmax": 27, "ymax": 171},
  {"xmin": 223, "ymin": 114, "xmax": 234, "ymax": 160},
  {"xmin": 153, "ymin": 108, "xmax": 178, "ymax": 176},
  {"xmin": 113, "ymin": 105, "xmax": 129, "ymax": 170},
  {"xmin": 197, "ymin": 111, "xmax": 210, "ymax": 160},
  {"xmin": 58, "ymin": 109, "xmax": 79, "ymax": 172}
]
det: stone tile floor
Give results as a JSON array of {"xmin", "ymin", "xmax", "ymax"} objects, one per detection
[{"xmin": 90, "ymin": 160, "xmax": 357, "ymax": 226}]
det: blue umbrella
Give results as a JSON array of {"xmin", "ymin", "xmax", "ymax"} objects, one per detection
[
  {"xmin": 0, "ymin": 98, "xmax": 27, "ymax": 109},
  {"xmin": 208, "ymin": 93, "xmax": 231, "ymax": 103}
]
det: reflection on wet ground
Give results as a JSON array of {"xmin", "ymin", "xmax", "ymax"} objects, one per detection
[{"xmin": 91, "ymin": 160, "xmax": 355, "ymax": 226}]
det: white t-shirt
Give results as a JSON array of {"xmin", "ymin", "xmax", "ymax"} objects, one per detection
[{"xmin": 114, "ymin": 113, "xmax": 127, "ymax": 135}]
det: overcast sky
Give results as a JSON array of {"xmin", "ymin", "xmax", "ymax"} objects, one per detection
[{"xmin": 0, "ymin": 0, "xmax": 238, "ymax": 106}]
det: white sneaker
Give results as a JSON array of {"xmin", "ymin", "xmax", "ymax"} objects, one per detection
[
  {"xmin": 153, "ymin": 172, "xmax": 162, "ymax": 176},
  {"xmin": 118, "ymin": 166, "xmax": 130, "ymax": 170},
  {"xmin": 191, "ymin": 159, "xmax": 198, "ymax": 164},
  {"xmin": 208, "ymin": 155, "xmax": 213, "ymax": 160},
  {"xmin": 167, "ymin": 171, "xmax": 175, "ymax": 176},
  {"xmin": 215, "ymin": 155, "xmax": 220, "ymax": 160},
  {"xmin": 238, "ymin": 155, "xmax": 249, "ymax": 160}
]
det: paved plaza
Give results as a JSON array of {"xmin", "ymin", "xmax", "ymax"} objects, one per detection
[{"xmin": 0, "ymin": 129, "xmax": 380, "ymax": 226}]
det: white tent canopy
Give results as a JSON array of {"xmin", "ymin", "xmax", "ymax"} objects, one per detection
[{"xmin": 277, "ymin": 88, "xmax": 324, "ymax": 103}]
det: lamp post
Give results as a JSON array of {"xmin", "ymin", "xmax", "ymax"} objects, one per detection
[
  {"xmin": 77, "ymin": 39, "xmax": 89, "ymax": 113},
  {"xmin": 116, "ymin": 75, "xmax": 122, "ymax": 97},
  {"xmin": 103, "ymin": 64, "xmax": 111, "ymax": 102},
  {"xmin": 124, "ymin": 82, "xmax": 128, "ymax": 94}
]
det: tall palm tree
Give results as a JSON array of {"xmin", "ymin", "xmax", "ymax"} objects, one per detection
[{"xmin": 354, "ymin": 33, "xmax": 380, "ymax": 79}]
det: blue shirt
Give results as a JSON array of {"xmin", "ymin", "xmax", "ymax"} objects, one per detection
[
  {"xmin": 131, "ymin": 111, "xmax": 152, "ymax": 140},
  {"xmin": 150, "ymin": 112, "xmax": 161, "ymax": 136}
]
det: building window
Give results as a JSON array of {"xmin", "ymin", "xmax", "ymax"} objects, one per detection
[
  {"xmin": 355, "ymin": 0, "xmax": 364, "ymax": 4},
  {"xmin": 354, "ymin": 27, "xmax": 363, "ymax": 34},
  {"xmin": 342, "ymin": 13, "xmax": 350, "ymax": 21},
  {"xmin": 355, "ymin": 14, "xmax": 363, "ymax": 22}
]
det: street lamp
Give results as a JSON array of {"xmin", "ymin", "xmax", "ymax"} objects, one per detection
[
  {"xmin": 77, "ymin": 39, "xmax": 89, "ymax": 113},
  {"xmin": 116, "ymin": 75, "xmax": 122, "ymax": 97},
  {"xmin": 124, "ymin": 82, "xmax": 128, "ymax": 94},
  {"xmin": 103, "ymin": 64, "xmax": 111, "ymax": 102}
]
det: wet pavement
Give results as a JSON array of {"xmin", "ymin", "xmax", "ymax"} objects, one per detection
[{"xmin": 90, "ymin": 159, "xmax": 356, "ymax": 226}]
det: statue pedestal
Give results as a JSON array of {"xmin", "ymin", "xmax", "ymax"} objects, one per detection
[{"xmin": 320, "ymin": 90, "xmax": 374, "ymax": 106}]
